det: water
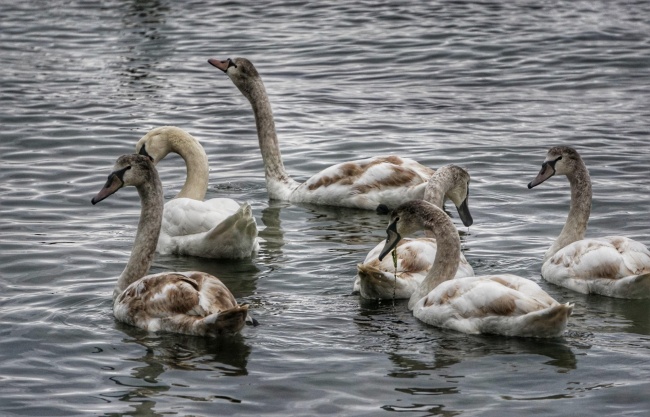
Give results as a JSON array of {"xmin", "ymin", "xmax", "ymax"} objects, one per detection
[{"xmin": 1, "ymin": 0, "xmax": 649, "ymax": 415}]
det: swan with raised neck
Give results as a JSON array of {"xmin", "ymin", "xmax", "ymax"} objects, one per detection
[
  {"xmin": 208, "ymin": 57, "xmax": 436, "ymax": 210},
  {"xmin": 355, "ymin": 165, "xmax": 474, "ymax": 300},
  {"xmin": 528, "ymin": 146, "xmax": 650, "ymax": 298},
  {"xmin": 92, "ymin": 154, "xmax": 257, "ymax": 336},
  {"xmin": 376, "ymin": 200, "xmax": 572, "ymax": 337},
  {"xmin": 134, "ymin": 126, "xmax": 259, "ymax": 259}
]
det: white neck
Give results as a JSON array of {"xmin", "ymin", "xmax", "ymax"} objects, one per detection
[
  {"xmin": 168, "ymin": 130, "xmax": 209, "ymax": 200},
  {"xmin": 408, "ymin": 207, "xmax": 461, "ymax": 309},
  {"xmin": 240, "ymin": 76, "xmax": 299, "ymax": 199},
  {"xmin": 114, "ymin": 175, "xmax": 164, "ymax": 300},
  {"xmin": 544, "ymin": 161, "xmax": 592, "ymax": 261}
]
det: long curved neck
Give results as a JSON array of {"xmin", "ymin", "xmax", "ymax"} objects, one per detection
[
  {"xmin": 170, "ymin": 133, "xmax": 209, "ymax": 200},
  {"xmin": 544, "ymin": 161, "xmax": 592, "ymax": 261},
  {"xmin": 114, "ymin": 177, "xmax": 163, "ymax": 300},
  {"xmin": 408, "ymin": 208, "xmax": 461, "ymax": 309},
  {"xmin": 422, "ymin": 169, "xmax": 453, "ymax": 238},
  {"xmin": 242, "ymin": 77, "xmax": 299, "ymax": 199}
]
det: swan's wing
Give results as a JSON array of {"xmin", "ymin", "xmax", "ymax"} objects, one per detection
[
  {"xmin": 114, "ymin": 271, "xmax": 248, "ymax": 335},
  {"xmin": 543, "ymin": 237, "xmax": 650, "ymax": 280},
  {"xmin": 158, "ymin": 201, "xmax": 259, "ymax": 259},
  {"xmin": 421, "ymin": 274, "xmax": 558, "ymax": 319},
  {"xmin": 413, "ymin": 274, "xmax": 570, "ymax": 337},
  {"xmin": 542, "ymin": 237, "xmax": 650, "ymax": 297},
  {"xmin": 161, "ymin": 197, "xmax": 242, "ymax": 237},
  {"xmin": 294, "ymin": 156, "xmax": 435, "ymax": 209}
]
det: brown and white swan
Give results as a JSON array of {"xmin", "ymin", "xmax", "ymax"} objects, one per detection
[
  {"xmin": 355, "ymin": 164, "xmax": 474, "ymax": 299},
  {"xmin": 208, "ymin": 57, "xmax": 436, "ymax": 210},
  {"xmin": 92, "ymin": 153, "xmax": 257, "ymax": 336},
  {"xmin": 377, "ymin": 200, "xmax": 572, "ymax": 337},
  {"xmin": 528, "ymin": 146, "xmax": 650, "ymax": 298}
]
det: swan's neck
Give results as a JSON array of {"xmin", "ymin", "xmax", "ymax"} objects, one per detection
[
  {"xmin": 170, "ymin": 134, "xmax": 209, "ymax": 200},
  {"xmin": 422, "ymin": 172, "xmax": 452, "ymax": 238},
  {"xmin": 544, "ymin": 161, "xmax": 592, "ymax": 261},
  {"xmin": 408, "ymin": 209, "xmax": 461, "ymax": 310},
  {"xmin": 243, "ymin": 77, "xmax": 299, "ymax": 199},
  {"xmin": 114, "ymin": 178, "xmax": 163, "ymax": 300}
]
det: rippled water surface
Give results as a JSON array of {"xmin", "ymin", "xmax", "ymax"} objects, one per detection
[{"xmin": 1, "ymin": 1, "xmax": 650, "ymax": 415}]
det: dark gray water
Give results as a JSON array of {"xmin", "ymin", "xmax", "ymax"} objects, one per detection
[{"xmin": 1, "ymin": 0, "xmax": 650, "ymax": 415}]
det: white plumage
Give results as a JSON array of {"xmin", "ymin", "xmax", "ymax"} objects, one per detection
[
  {"xmin": 92, "ymin": 154, "xmax": 257, "ymax": 336},
  {"xmin": 377, "ymin": 200, "xmax": 572, "ymax": 338},
  {"xmin": 528, "ymin": 146, "xmax": 650, "ymax": 298},
  {"xmin": 209, "ymin": 57, "xmax": 435, "ymax": 210},
  {"xmin": 135, "ymin": 126, "xmax": 259, "ymax": 259},
  {"xmin": 355, "ymin": 165, "xmax": 474, "ymax": 299}
]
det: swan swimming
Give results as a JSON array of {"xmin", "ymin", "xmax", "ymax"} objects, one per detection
[
  {"xmin": 135, "ymin": 126, "xmax": 259, "ymax": 259},
  {"xmin": 208, "ymin": 57, "xmax": 436, "ymax": 210},
  {"xmin": 92, "ymin": 153, "xmax": 257, "ymax": 336},
  {"xmin": 528, "ymin": 146, "xmax": 650, "ymax": 298},
  {"xmin": 377, "ymin": 200, "xmax": 572, "ymax": 338}
]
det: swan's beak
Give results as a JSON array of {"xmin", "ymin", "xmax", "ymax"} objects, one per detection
[
  {"xmin": 208, "ymin": 58, "xmax": 235, "ymax": 73},
  {"xmin": 457, "ymin": 197, "xmax": 473, "ymax": 227},
  {"xmin": 528, "ymin": 161, "xmax": 555, "ymax": 189},
  {"xmin": 378, "ymin": 219, "xmax": 401, "ymax": 261},
  {"xmin": 92, "ymin": 171, "xmax": 124, "ymax": 205}
]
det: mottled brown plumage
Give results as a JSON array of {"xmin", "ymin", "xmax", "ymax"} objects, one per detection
[{"xmin": 92, "ymin": 154, "xmax": 257, "ymax": 336}]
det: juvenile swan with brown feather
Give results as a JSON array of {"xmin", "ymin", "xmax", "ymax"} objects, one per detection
[
  {"xmin": 92, "ymin": 154, "xmax": 257, "ymax": 336},
  {"xmin": 528, "ymin": 146, "xmax": 650, "ymax": 298},
  {"xmin": 355, "ymin": 165, "xmax": 475, "ymax": 299},
  {"xmin": 208, "ymin": 57, "xmax": 435, "ymax": 210},
  {"xmin": 377, "ymin": 200, "xmax": 572, "ymax": 338}
]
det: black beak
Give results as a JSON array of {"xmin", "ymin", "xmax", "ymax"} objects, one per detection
[
  {"xmin": 378, "ymin": 219, "xmax": 401, "ymax": 261},
  {"xmin": 457, "ymin": 197, "xmax": 473, "ymax": 227}
]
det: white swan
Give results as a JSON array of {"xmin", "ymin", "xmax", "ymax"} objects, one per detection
[
  {"xmin": 208, "ymin": 57, "xmax": 435, "ymax": 210},
  {"xmin": 135, "ymin": 126, "xmax": 259, "ymax": 259},
  {"xmin": 355, "ymin": 164, "xmax": 474, "ymax": 299},
  {"xmin": 92, "ymin": 154, "xmax": 258, "ymax": 336},
  {"xmin": 528, "ymin": 146, "xmax": 650, "ymax": 298},
  {"xmin": 377, "ymin": 200, "xmax": 572, "ymax": 337}
]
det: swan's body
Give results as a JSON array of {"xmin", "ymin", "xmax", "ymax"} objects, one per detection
[
  {"xmin": 528, "ymin": 146, "xmax": 650, "ymax": 298},
  {"xmin": 355, "ymin": 165, "xmax": 474, "ymax": 299},
  {"xmin": 92, "ymin": 154, "xmax": 257, "ymax": 336},
  {"xmin": 378, "ymin": 200, "xmax": 572, "ymax": 337},
  {"xmin": 208, "ymin": 57, "xmax": 435, "ymax": 210},
  {"xmin": 135, "ymin": 126, "xmax": 258, "ymax": 259}
]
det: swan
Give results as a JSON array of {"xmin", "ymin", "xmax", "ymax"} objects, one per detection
[
  {"xmin": 377, "ymin": 200, "xmax": 572, "ymax": 337},
  {"xmin": 208, "ymin": 57, "xmax": 435, "ymax": 210},
  {"xmin": 355, "ymin": 164, "xmax": 474, "ymax": 299},
  {"xmin": 135, "ymin": 126, "xmax": 259, "ymax": 259},
  {"xmin": 528, "ymin": 146, "xmax": 650, "ymax": 298},
  {"xmin": 91, "ymin": 153, "xmax": 258, "ymax": 336}
]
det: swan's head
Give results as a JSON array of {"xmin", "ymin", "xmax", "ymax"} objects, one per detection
[
  {"xmin": 91, "ymin": 154, "xmax": 156, "ymax": 204},
  {"xmin": 208, "ymin": 57, "xmax": 260, "ymax": 94},
  {"xmin": 134, "ymin": 126, "xmax": 180, "ymax": 164},
  {"xmin": 428, "ymin": 164, "xmax": 473, "ymax": 227},
  {"xmin": 378, "ymin": 200, "xmax": 438, "ymax": 261},
  {"xmin": 528, "ymin": 146, "xmax": 582, "ymax": 188}
]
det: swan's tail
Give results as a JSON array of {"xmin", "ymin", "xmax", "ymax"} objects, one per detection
[
  {"xmin": 515, "ymin": 303, "xmax": 574, "ymax": 338},
  {"xmin": 203, "ymin": 305, "xmax": 251, "ymax": 336},
  {"xmin": 621, "ymin": 272, "xmax": 650, "ymax": 299},
  {"xmin": 356, "ymin": 264, "xmax": 411, "ymax": 300},
  {"xmin": 205, "ymin": 202, "xmax": 259, "ymax": 258}
]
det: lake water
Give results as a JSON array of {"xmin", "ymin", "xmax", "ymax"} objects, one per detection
[{"xmin": 1, "ymin": 0, "xmax": 649, "ymax": 415}]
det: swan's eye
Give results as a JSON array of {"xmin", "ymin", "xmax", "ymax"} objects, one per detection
[{"xmin": 227, "ymin": 58, "xmax": 237, "ymax": 69}]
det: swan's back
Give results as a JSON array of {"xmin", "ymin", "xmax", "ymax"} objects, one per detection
[
  {"xmin": 413, "ymin": 274, "xmax": 572, "ymax": 338},
  {"xmin": 293, "ymin": 156, "xmax": 435, "ymax": 209},
  {"xmin": 114, "ymin": 271, "xmax": 250, "ymax": 336}
]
